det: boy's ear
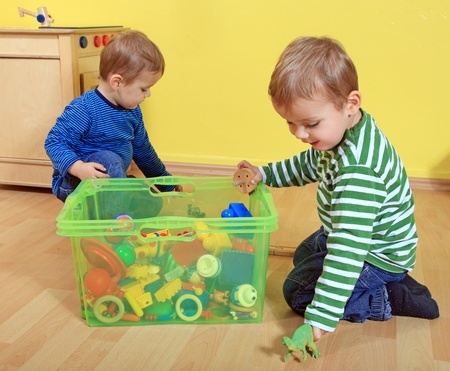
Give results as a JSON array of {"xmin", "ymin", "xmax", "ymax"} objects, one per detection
[
  {"xmin": 110, "ymin": 74, "xmax": 123, "ymax": 90},
  {"xmin": 346, "ymin": 90, "xmax": 362, "ymax": 115}
]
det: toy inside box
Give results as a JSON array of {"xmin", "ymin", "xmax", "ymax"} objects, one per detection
[{"xmin": 56, "ymin": 176, "xmax": 278, "ymax": 326}]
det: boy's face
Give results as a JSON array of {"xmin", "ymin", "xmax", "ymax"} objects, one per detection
[
  {"xmin": 115, "ymin": 70, "xmax": 162, "ymax": 110},
  {"xmin": 273, "ymin": 95, "xmax": 360, "ymax": 151}
]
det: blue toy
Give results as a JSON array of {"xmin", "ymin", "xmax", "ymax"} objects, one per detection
[
  {"xmin": 221, "ymin": 203, "xmax": 252, "ymax": 218},
  {"xmin": 221, "ymin": 203, "xmax": 254, "ymax": 239}
]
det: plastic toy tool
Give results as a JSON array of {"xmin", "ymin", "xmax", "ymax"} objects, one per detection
[
  {"xmin": 233, "ymin": 168, "xmax": 256, "ymax": 194},
  {"xmin": 282, "ymin": 324, "xmax": 320, "ymax": 362},
  {"xmin": 18, "ymin": 6, "xmax": 54, "ymax": 27}
]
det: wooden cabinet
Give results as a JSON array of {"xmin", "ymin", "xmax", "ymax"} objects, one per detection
[{"xmin": 0, "ymin": 27, "xmax": 124, "ymax": 187}]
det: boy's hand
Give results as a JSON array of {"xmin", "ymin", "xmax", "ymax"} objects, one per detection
[
  {"xmin": 237, "ymin": 160, "xmax": 263, "ymax": 184},
  {"xmin": 312, "ymin": 326, "xmax": 327, "ymax": 342},
  {"xmin": 69, "ymin": 160, "xmax": 109, "ymax": 180}
]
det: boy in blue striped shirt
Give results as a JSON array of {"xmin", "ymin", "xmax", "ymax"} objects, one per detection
[
  {"xmin": 45, "ymin": 30, "xmax": 175, "ymax": 202},
  {"xmin": 238, "ymin": 36, "xmax": 439, "ymax": 342}
]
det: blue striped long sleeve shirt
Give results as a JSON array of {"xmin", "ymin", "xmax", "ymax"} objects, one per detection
[{"xmin": 45, "ymin": 89, "xmax": 171, "ymax": 194}]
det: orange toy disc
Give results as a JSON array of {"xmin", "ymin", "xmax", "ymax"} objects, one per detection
[
  {"xmin": 81, "ymin": 238, "xmax": 127, "ymax": 282},
  {"xmin": 233, "ymin": 168, "xmax": 256, "ymax": 194}
]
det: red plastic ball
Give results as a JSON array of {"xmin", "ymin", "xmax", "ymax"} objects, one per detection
[{"xmin": 84, "ymin": 268, "xmax": 112, "ymax": 296}]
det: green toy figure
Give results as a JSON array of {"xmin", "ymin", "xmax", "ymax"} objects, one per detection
[{"xmin": 282, "ymin": 324, "xmax": 320, "ymax": 362}]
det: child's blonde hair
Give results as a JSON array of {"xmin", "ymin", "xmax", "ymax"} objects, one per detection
[
  {"xmin": 99, "ymin": 30, "xmax": 165, "ymax": 84},
  {"xmin": 269, "ymin": 36, "xmax": 358, "ymax": 110}
]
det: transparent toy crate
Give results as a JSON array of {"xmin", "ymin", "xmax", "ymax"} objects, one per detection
[{"xmin": 56, "ymin": 176, "xmax": 278, "ymax": 326}]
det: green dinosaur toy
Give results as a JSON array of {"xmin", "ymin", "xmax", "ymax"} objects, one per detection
[{"xmin": 282, "ymin": 324, "xmax": 320, "ymax": 362}]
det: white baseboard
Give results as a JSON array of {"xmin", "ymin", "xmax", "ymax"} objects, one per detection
[
  {"xmin": 408, "ymin": 177, "xmax": 450, "ymax": 192},
  {"xmin": 165, "ymin": 162, "xmax": 235, "ymax": 177}
]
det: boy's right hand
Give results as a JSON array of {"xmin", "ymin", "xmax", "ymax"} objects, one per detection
[
  {"xmin": 312, "ymin": 326, "xmax": 327, "ymax": 342},
  {"xmin": 237, "ymin": 160, "xmax": 263, "ymax": 184},
  {"xmin": 69, "ymin": 160, "xmax": 109, "ymax": 180}
]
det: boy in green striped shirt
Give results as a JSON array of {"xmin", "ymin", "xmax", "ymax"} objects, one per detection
[{"xmin": 238, "ymin": 36, "xmax": 439, "ymax": 342}]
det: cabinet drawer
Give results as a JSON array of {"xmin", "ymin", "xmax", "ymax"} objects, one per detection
[
  {"xmin": 0, "ymin": 160, "xmax": 53, "ymax": 187},
  {"xmin": 0, "ymin": 34, "xmax": 60, "ymax": 58}
]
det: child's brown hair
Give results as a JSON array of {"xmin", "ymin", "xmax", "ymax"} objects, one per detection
[
  {"xmin": 269, "ymin": 36, "xmax": 358, "ymax": 110},
  {"xmin": 99, "ymin": 30, "xmax": 165, "ymax": 84}
]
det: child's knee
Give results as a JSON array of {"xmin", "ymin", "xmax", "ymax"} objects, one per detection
[
  {"xmin": 283, "ymin": 277, "xmax": 315, "ymax": 315},
  {"xmin": 87, "ymin": 150, "xmax": 126, "ymax": 178}
]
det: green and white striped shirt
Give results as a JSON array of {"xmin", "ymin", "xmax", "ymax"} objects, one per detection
[{"xmin": 260, "ymin": 110, "xmax": 417, "ymax": 332}]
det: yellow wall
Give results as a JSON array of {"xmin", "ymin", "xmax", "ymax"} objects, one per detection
[{"xmin": 2, "ymin": 1, "xmax": 449, "ymax": 179}]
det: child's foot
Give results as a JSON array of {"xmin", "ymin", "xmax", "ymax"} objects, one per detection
[{"xmin": 386, "ymin": 275, "xmax": 439, "ymax": 319}]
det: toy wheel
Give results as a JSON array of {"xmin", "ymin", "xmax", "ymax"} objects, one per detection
[
  {"xmin": 93, "ymin": 295, "xmax": 125, "ymax": 323},
  {"xmin": 175, "ymin": 294, "xmax": 202, "ymax": 322},
  {"xmin": 233, "ymin": 168, "xmax": 256, "ymax": 194}
]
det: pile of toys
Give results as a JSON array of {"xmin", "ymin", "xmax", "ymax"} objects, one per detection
[{"xmin": 79, "ymin": 203, "xmax": 260, "ymax": 325}]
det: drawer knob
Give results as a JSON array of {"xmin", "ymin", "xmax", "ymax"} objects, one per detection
[
  {"xmin": 79, "ymin": 36, "xmax": 88, "ymax": 48},
  {"xmin": 102, "ymin": 35, "xmax": 110, "ymax": 46},
  {"xmin": 94, "ymin": 35, "xmax": 102, "ymax": 48}
]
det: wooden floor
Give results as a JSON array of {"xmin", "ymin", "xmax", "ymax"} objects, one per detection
[{"xmin": 0, "ymin": 182, "xmax": 448, "ymax": 370}]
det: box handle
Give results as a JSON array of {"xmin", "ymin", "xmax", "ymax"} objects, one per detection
[
  {"xmin": 136, "ymin": 225, "xmax": 197, "ymax": 243},
  {"xmin": 148, "ymin": 177, "xmax": 196, "ymax": 196},
  {"xmin": 146, "ymin": 176, "xmax": 239, "ymax": 196},
  {"xmin": 142, "ymin": 228, "xmax": 194, "ymax": 239},
  {"xmin": 135, "ymin": 220, "xmax": 218, "ymax": 244}
]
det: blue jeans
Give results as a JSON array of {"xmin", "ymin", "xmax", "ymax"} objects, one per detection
[
  {"xmin": 57, "ymin": 150, "xmax": 127, "ymax": 202},
  {"xmin": 57, "ymin": 150, "xmax": 163, "ymax": 219},
  {"xmin": 282, "ymin": 227, "xmax": 406, "ymax": 323}
]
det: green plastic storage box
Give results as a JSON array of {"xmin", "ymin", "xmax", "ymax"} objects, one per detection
[{"xmin": 56, "ymin": 176, "xmax": 278, "ymax": 326}]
